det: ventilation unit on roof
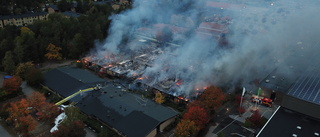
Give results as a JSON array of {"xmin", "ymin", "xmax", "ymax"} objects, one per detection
[
  {"xmin": 315, "ymin": 132, "xmax": 319, "ymax": 136},
  {"xmin": 296, "ymin": 126, "xmax": 301, "ymax": 130},
  {"xmin": 272, "ymin": 76, "xmax": 276, "ymax": 79},
  {"xmin": 265, "ymin": 79, "xmax": 270, "ymax": 83},
  {"xmin": 292, "ymin": 134, "xmax": 297, "ymax": 137}
]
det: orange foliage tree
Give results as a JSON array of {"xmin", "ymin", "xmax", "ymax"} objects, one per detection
[
  {"xmin": 5, "ymin": 98, "xmax": 38, "ymax": 135},
  {"xmin": 2, "ymin": 76, "xmax": 22, "ymax": 92},
  {"xmin": 189, "ymin": 86, "xmax": 226, "ymax": 115},
  {"xmin": 174, "ymin": 119, "xmax": 200, "ymax": 137},
  {"xmin": 154, "ymin": 92, "xmax": 165, "ymax": 104},
  {"xmin": 182, "ymin": 106, "xmax": 209, "ymax": 129},
  {"xmin": 27, "ymin": 92, "xmax": 46, "ymax": 110},
  {"xmin": 27, "ymin": 92, "xmax": 59, "ymax": 122},
  {"xmin": 37, "ymin": 103, "xmax": 60, "ymax": 122},
  {"xmin": 15, "ymin": 115, "xmax": 37, "ymax": 135},
  {"xmin": 6, "ymin": 99, "xmax": 30, "ymax": 122},
  {"xmin": 45, "ymin": 43, "xmax": 62, "ymax": 60},
  {"xmin": 15, "ymin": 62, "xmax": 34, "ymax": 80}
]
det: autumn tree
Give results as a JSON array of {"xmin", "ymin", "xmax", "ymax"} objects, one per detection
[
  {"xmin": 2, "ymin": 51, "xmax": 16, "ymax": 75},
  {"xmin": 27, "ymin": 92, "xmax": 46, "ymax": 110},
  {"xmin": 27, "ymin": 92, "xmax": 59, "ymax": 122},
  {"xmin": 247, "ymin": 110, "xmax": 263, "ymax": 127},
  {"xmin": 2, "ymin": 76, "xmax": 22, "ymax": 93},
  {"xmin": 238, "ymin": 106, "xmax": 246, "ymax": 116},
  {"xmin": 15, "ymin": 115, "xmax": 38, "ymax": 136},
  {"xmin": 189, "ymin": 86, "xmax": 226, "ymax": 115},
  {"xmin": 5, "ymin": 98, "xmax": 38, "ymax": 136},
  {"xmin": 52, "ymin": 120, "xmax": 86, "ymax": 137},
  {"xmin": 45, "ymin": 43, "xmax": 62, "ymax": 61},
  {"xmin": 154, "ymin": 92, "xmax": 165, "ymax": 104},
  {"xmin": 6, "ymin": 98, "xmax": 30, "ymax": 122},
  {"xmin": 52, "ymin": 105, "xmax": 86, "ymax": 137},
  {"xmin": 15, "ymin": 62, "xmax": 34, "ymax": 80},
  {"xmin": 174, "ymin": 119, "xmax": 199, "ymax": 137},
  {"xmin": 37, "ymin": 103, "xmax": 60, "ymax": 122},
  {"xmin": 182, "ymin": 106, "xmax": 209, "ymax": 129}
]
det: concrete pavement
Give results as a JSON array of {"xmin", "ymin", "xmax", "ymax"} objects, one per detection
[
  {"xmin": 0, "ymin": 124, "xmax": 13, "ymax": 137},
  {"xmin": 204, "ymin": 93, "xmax": 279, "ymax": 137},
  {"xmin": 85, "ymin": 127, "xmax": 97, "ymax": 137}
]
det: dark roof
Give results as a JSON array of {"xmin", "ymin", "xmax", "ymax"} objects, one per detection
[
  {"xmin": 43, "ymin": 67, "xmax": 178, "ymax": 136},
  {"xmin": 56, "ymin": 67, "xmax": 105, "ymax": 84},
  {"xmin": 43, "ymin": 67, "xmax": 105, "ymax": 102},
  {"xmin": 93, "ymin": 0, "xmax": 112, "ymax": 5},
  {"xmin": 287, "ymin": 64, "xmax": 320, "ymax": 105},
  {"xmin": 62, "ymin": 11, "xmax": 82, "ymax": 18},
  {"xmin": 259, "ymin": 43, "xmax": 316, "ymax": 93},
  {"xmin": 77, "ymin": 85, "xmax": 178, "ymax": 137},
  {"xmin": 0, "ymin": 12, "xmax": 48, "ymax": 20},
  {"xmin": 48, "ymin": 5, "xmax": 59, "ymax": 11},
  {"xmin": 257, "ymin": 106, "xmax": 320, "ymax": 137},
  {"xmin": 259, "ymin": 68, "xmax": 298, "ymax": 93}
]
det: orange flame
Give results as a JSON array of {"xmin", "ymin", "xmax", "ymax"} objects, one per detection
[{"xmin": 175, "ymin": 80, "xmax": 183, "ymax": 86}]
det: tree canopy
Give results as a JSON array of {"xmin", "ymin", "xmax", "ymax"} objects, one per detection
[
  {"xmin": 174, "ymin": 119, "xmax": 199, "ymax": 137},
  {"xmin": 2, "ymin": 76, "xmax": 22, "ymax": 93}
]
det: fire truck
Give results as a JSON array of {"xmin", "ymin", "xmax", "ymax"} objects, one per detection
[{"xmin": 250, "ymin": 95, "xmax": 273, "ymax": 107}]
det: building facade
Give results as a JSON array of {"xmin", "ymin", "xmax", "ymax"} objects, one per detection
[{"xmin": 0, "ymin": 12, "xmax": 48, "ymax": 28}]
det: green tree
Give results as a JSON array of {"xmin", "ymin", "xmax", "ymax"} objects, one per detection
[
  {"xmin": 2, "ymin": 51, "xmax": 16, "ymax": 74},
  {"xmin": 25, "ymin": 68, "xmax": 43, "ymax": 86},
  {"xmin": 63, "ymin": 105, "xmax": 85, "ymax": 125},
  {"xmin": 57, "ymin": 0, "xmax": 72, "ymax": 12},
  {"xmin": 68, "ymin": 33, "xmax": 84, "ymax": 59},
  {"xmin": 14, "ymin": 27, "xmax": 36, "ymax": 62},
  {"xmin": 0, "ymin": 39, "xmax": 11, "ymax": 64}
]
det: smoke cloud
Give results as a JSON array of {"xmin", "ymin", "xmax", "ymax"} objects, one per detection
[{"xmin": 88, "ymin": 0, "xmax": 320, "ymax": 96}]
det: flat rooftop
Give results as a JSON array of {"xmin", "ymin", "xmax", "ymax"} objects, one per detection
[{"xmin": 257, "ymin": 106, "xmax": 320, "ymax": 137}]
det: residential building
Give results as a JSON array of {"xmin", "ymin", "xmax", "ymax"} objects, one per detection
[{"xmin": 0, "ymin": 12, "xmax": 48, "ymax": 28}]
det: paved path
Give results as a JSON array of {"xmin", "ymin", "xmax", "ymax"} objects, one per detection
[
  {"xmin": 21, "ymin": 81, "xmax": 34, "ymax": 97},
  {"xmin": 85, "ymin": 127, "xmax": 97, "ymax": 137},
  {"xmin": 0, "ymin": 124, "xmax": 13, "ymax": 137}
]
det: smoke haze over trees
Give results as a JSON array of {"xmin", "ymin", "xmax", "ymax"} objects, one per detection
[{"xmin": 89, "ymin": 0, "xmax": 320, "ymax": 94}]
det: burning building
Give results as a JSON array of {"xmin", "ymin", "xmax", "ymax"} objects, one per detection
[{"xmin": 82, "ymin": 0, "xmax": 320, "ymax": 102}]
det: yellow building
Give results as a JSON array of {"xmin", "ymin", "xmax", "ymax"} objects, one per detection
[{"xmin": 0, "ymin": 12, "xmax": 48, "ymax": 28}]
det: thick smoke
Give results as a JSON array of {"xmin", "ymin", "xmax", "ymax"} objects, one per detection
[{"xmin": 89, "ymin": 0, "xmax": 320, "ymax": 95}]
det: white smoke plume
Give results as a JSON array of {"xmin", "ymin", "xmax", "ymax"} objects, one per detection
[{"xmin": 88, "ymin": 0, "xmax": 320, "ymax": 96}]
